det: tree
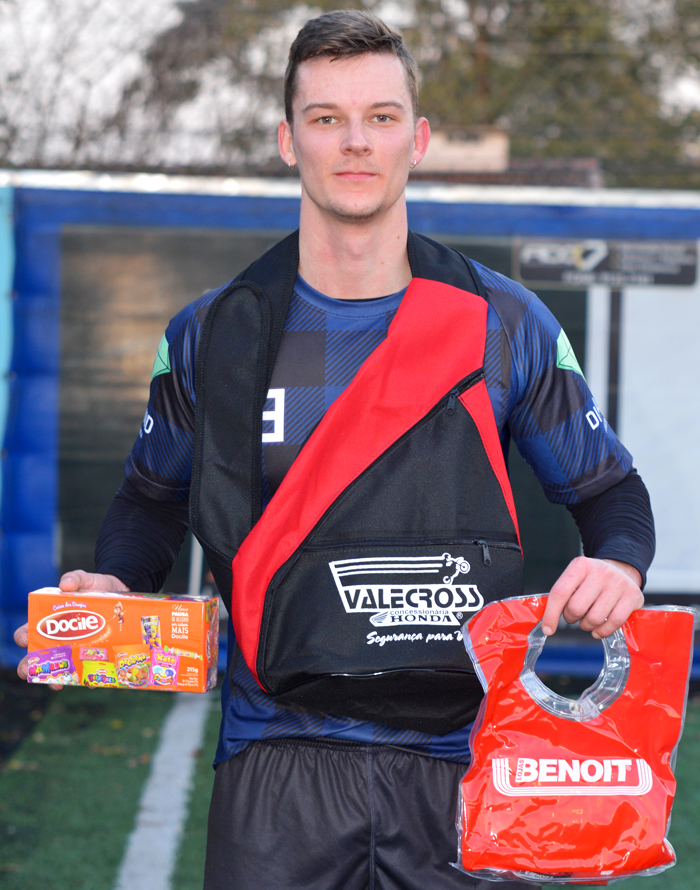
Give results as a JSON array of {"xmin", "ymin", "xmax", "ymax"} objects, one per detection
[
  {"xmin": 402, "ymin": 0, "xmax": 700, "ymax": 187},
  {"xmin": 123, "ymin": 0, "xmax": 700, "ymax": 186},
  {"xmin": 108, "ymin": 0, "xmax": 363, "ymax": 173},
  {"xmin": 0, "ymin": 0, "xmax": 185, "ymax": 169},
  {"xmin": 3, "ymin": 0, "xmax": 700, "ymax": 186}
]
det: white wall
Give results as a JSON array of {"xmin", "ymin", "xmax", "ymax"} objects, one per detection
[{"xmin": 617, "ymin": 270, "xmax": 700, "ymax": 593}]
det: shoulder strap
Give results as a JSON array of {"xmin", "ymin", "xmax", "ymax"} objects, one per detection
[
  {"xmin": 190, "ymin": 231, "xmax": 298, "ymax": 593},
  {"xmin": 408, "ymin": 231, "xmax": 488, "ymax": 297}
]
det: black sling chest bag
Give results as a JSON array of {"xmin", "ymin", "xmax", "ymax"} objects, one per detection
[{"xmin": 191, "ymin": 231, "xmax": 523, "ymax": 735}]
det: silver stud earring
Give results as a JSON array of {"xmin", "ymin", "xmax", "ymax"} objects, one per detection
[
  {"xmin": 409, "ymin": 159, "xmax": 418, "ymax": 169},
  {"xmin": 288, "ymin": 160, "xmax": 296, "ymax": 169}
]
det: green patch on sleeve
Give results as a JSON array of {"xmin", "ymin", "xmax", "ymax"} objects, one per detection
[
  {"xmin": 556, "ymin": 329, "xmax": 584, "ymax": 378},
  {"xmin": 151, "ymin": 333, "xmax": 171, "ymax": 380}
]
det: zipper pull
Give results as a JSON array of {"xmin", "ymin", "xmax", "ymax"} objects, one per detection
[
  {"xmin": 446, "ymin": 389, "xmax": 459, "ymax": 415},
  {"xmin": 477, "ymin": 540, "xmax": 492, "ymax": 566}
]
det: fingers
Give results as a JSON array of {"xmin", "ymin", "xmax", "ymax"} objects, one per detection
[
  {"xmin": 17, "ymin": 654, "xmax": 29, "ymax": 680},
  {"xmin": 15, "ymin": 623, "xmax": 62, "ymax": 690},
  {"xmin": 13, "ymin": 622, "xmax": 28, "ymax": 648},
  {"xmin": 542, "ymin": 556, "xmax": 644, "ymax": 639},
  {"xmin": 541, "ymin": 557, "xmax": 587, "ymax": 635},
  {"xmin": 14, "ymin": 624, "xmax": 29, "ymax": 681},
  {"xmin": 586, "ymin": 592, "xmax": 643, "ymax": 640},
  {"xmin": 59, "ymin": 570, "xmax": 129, "ymax": 592},
  {"xmin": 59, "ymin": 569, "xmax": 101, "ymax": 592}
]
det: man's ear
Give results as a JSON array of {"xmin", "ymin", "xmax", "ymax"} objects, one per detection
[
  {"xmin": 412, "ymin": 117, "xmax": 431, "ymax": 165},
  {"xmin": 278, "ymin": 119, "xmax": 296, "ymax": 167}
]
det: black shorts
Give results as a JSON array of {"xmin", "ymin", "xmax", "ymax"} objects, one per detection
[{"xmin": 204, "ymin": 738, "xmax": 531, "ymax": 890}]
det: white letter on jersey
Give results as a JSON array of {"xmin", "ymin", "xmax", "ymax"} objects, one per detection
[
  {"xmin": 140, "ymin": 410, "xmax": 154, "ymax": 438},
  {"xmin": 262, "ymin": 388, "xmax": 285, "ymax": 443},
  {"xmin": 585, "ymin": 403, "xmax": 606, "ymax": 432}
]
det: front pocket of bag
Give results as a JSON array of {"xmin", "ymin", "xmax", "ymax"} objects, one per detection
[{"xmin": 259, "ymin": 538, "xmax": 522, "ymax": 695}]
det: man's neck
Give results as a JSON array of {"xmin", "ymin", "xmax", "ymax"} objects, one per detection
[{"xmin": 297, "ymin": 202, "xmax": 412, "ymax": 300}]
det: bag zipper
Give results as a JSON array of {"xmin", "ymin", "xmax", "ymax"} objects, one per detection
[
  {"xmin": 302, "ymin": 536, "xmax": 519, "ymax": 565},
  {"xmin": 270, "ymin": 366, "xmax": 511, "ymax": 569},
  {"xmin": 446, "ymin": 367, "xmax": 484, "ymax": 415},
  {"xmin": 288, "ymin": 367, "xmax": 483, "ymax": 540}
]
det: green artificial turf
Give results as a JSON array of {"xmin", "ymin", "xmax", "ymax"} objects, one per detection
[
  {"xmin": 618, "ymin": 692, "xmax": 700, "ymax": 890},
  {"xmin": 1, "ymin": 681, "xmax": 699, "ymax": 889},
  {"xmin": 0, "ymin": 684, "xmax": 174, "ymax": 890},
  {"xmin": 171, "ymin": 697, "xmax": 221, "ymax": 890},
  {"xmin": 0, "ymin": 669, "xmax": 53, "ymax": 766}
]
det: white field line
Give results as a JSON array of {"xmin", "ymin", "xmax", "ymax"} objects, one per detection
[{"xmin": 113, "ymin": 691, "xmax": 213, "ymax": 890}]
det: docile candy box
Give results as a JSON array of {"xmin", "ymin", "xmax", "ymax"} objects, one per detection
[{"xmin": 27, "ymin": 587, "xmax": 219, "ymax": 692}]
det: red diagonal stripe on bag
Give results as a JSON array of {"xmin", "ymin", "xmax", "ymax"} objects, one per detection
[{"xmin": 459, "ymin": 380, "xmax": 520, "ymax": 547}]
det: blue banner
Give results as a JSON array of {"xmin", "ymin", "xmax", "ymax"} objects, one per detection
[{"xmin": 0, "ymin": 183, "xmax": 16, "ymax": 664}]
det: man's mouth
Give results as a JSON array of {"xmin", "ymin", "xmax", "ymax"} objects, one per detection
[{"xmin": 334, "ymin": 171, "xmax": 377, "ymax": 181}]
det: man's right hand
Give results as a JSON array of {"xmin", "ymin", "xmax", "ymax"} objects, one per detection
[{"xmin": 15, "ymin": 570, "xmax": 129, "ymax": 686}]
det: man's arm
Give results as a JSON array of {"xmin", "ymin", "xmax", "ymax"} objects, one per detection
[
  {"xmin": 542, "ymin": 469, "xmax": 654, "ymax": 637},
  {"xmin": 15, "ymin": 297, "xmax": 202, "ymax": 681},
  {"xmin": 14, "ymin": 484, "xmax": 189, "ymax": 683},
  {"xmin": 566, "ymin": 468, "xmax": 655, "ymax": 585},
  {"xmin": 94, "ymin": 479, "xmax": 189, "ymax": 592},
  {"xmin": 477, "ymin": 270, "xmax": 654, "ymax": 639}
]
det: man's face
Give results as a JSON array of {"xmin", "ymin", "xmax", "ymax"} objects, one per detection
[{"xmin": 279, "ymin": 53, "xmax": 429, "ymax": 223}]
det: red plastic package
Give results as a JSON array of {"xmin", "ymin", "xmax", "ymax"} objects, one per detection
[{"xmin": 456, "ymin": 595, "xmax": 695, "ymax": 884}]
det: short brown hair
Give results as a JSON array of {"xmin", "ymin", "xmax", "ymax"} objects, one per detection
[{"xmin": 284, "ymin": 10, "xmax": 419, "ymax": 122}]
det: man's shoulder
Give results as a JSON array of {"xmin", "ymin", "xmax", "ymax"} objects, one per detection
[
  {"xmin": 469, "ymin": 260, "xmax": 536, "ymax": 306},
  {"xmin": 408, "ymin": 231, "xmax": 483, "ymax": 295},
  {"xmin": 467, "ymin": 258, "xmax": 562, "ymax": 345},
  {"xmin": 409, "ymin": 233, "xmax": 541, "ymax": 315},
  {"xmin": 166, "ymin": 282, "xmax": 235, "ymax": 343}
]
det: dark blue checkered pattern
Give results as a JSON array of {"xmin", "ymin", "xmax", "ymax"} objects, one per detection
[
  {"xmin": 260, "ymin": 276, "xmax": 401, "ymax": 501},
  {"xmin": 476, "ymin": 261, "xmax": 632, "ymax": 505}
]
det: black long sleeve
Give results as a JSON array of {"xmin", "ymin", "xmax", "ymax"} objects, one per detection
[
  {"xmin": 566, "ymin": 469, "xmax": 655, "ymax": 588},
  {"xmin": 94, "ymin": 478, "xmax": 189, "ymax": 592}
]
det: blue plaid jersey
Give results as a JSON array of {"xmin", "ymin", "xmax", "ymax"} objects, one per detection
[{"xmin": 124, "ymin": 264, "xmax": 632, "ymax": 763}]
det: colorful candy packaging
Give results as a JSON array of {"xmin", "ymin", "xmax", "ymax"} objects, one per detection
[
  {"xmin": 26, "ymin": 645, "xmax": 79, "ymax": 685},
  {"xmin": 80, "ymin": 646, "xmax": 108, "ymax": 661},
  {"xmin": 150, "ymin": 649, "xmax": 180, "ymax": 687},
  {"xmin": 27, "ymin": 587, "xmax": 219, "ymax": 693},
  {"xmin": 456, "ymin": 595, "xmax": 696, "ymax": 884},
  {"xmin": 114, "ymin": 645, "xmax": 152, "ymax": 688},
  {"xmin": 82, "ymin": 661, "xmax": 118, "ymax": 688},
  {"xmin": 141, "ymin": 615, "xmax": 161, "ymax": 648}
]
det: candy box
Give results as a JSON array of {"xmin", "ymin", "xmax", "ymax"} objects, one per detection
[{"xmin": 27, "ymin": 587, "xmax": 219, "ymax": 693}]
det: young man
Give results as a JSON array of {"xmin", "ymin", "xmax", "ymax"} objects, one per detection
[{"xmin": 16, "ymin": 10, "xmax": 653, "ymax": 889}]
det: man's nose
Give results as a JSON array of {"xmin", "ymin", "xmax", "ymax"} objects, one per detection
[{"xmin": 341, "ymin": 120, "xmax": 371, "ymax": 153}]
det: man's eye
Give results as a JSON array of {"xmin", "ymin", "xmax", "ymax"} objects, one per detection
[
  {"xmin": 374, "ymin": 114, "xmax": 391, "ymax": 123},
  {"xmin": 318, "ymin": 116, "xmax": 336, "ymax": 124}
]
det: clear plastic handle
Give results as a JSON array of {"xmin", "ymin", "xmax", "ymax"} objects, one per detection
[{"xmin": 520, "ymin": 622, "xmax": 631, "ymax": 722}]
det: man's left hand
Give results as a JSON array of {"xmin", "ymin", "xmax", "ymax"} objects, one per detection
[{"xmin": 541, "ymin": 556, "xmax": 643, "ymax": 639}]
